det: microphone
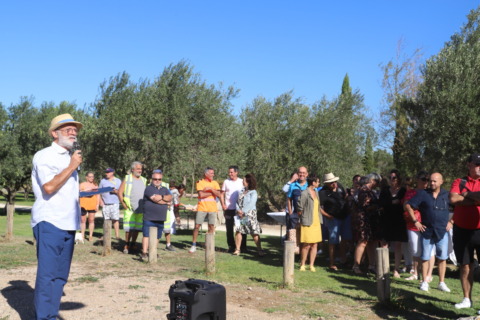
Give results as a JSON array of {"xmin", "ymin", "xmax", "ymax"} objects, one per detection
[{"xmin": 70, "ymin": 141, "xmax": 81, "ymax": 172}]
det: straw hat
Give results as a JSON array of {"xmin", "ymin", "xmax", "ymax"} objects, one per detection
[
  {"xmin": 48, "ymin": 113, "xmax": 83, "ymax": 136},
  {"xmin": 323, "ymin": 172, "xmax": 339, "ymax": 184}
]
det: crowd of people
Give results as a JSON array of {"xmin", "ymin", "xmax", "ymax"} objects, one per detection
[
  {"xmin": 29, "ymin": 113, "xmax": 480, "ymax": 319},
  {"xmin": 282, "ymin": 161, "xmax": 480, "ymax": 313}
]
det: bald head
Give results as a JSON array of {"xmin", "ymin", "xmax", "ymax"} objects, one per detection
[
  {"xmin": 297, "ymin": 166, "xmax": 308, "ymax": 183},
  {"xmin": 429, "ymin": 172, "xmax": 443, "ymax": 192}
]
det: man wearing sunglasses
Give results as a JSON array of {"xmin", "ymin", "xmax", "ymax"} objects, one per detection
[
  {"xmin": 141, "ymin": 171, "xmax": 172, "ymax": 260},
  {"xmin": 450, "ymin": 153, "xmax": 480, "ymax": 310}
]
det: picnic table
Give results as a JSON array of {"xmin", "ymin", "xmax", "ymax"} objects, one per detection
[{"xmin": 266, "ymin": 212, "xmax": 286, "ymax": 238}]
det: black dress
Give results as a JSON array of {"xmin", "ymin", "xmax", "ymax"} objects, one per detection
[
  {"xmin": 379, "ymin": 186, "xmax": 407, "ymax": 242},
  {"xmin": 352, "ymin": 186, "xmax": 381, "ymax": 242}
]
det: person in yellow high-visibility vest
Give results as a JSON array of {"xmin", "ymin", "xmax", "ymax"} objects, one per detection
[{"xmin": 118, "ymin": 161, "xmax": 147, "ymax": 254}]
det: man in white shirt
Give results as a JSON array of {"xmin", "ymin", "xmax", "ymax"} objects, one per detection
[
  {"xmin": 31, "ymin": 113, "xmax": 83, "ymax": 320},
  {"xmin": 220, "ymin": 166, "xmax": 246, "ymax": 253}
]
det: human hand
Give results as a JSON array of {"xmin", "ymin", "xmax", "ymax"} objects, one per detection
[
  {"xmin": 446, "ymin": 221, "xmax": 453, "ymax": 232},
  {"xmin": 70, "ymin": 150, "xmax": 82, "ymax": 169},
  {"xmin": 415, "ymin": 221, "xmax": 426, "ymax": 232},
  {"xmin": 290, "ymin": 173, "xmax": 298, "ymax": 183}
]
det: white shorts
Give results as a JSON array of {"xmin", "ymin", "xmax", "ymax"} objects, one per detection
[
  {"xmin": 102, "ymin": 203, "xmax": 120, "ymax": 220},
  {"xmin": 408, "ymin": 229, "xmax": 434, "ymax": 258}
]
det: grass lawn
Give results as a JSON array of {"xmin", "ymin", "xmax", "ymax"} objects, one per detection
[{"xmin": 1, "ymin": 212, "xmax": 479, "ymax": 319}]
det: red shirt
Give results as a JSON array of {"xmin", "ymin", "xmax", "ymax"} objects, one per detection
[
  {"xmin": 402, "ymin": 189, "xmax": 422, "ymax": 231},
  {"xmin": 451, "ymin": 176, "xmax": 480, "ymax": 229}
]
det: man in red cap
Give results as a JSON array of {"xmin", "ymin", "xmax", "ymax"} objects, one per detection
[{"xmin": 31, "ymin": 113, "xmax": 83, "ymax": 319}]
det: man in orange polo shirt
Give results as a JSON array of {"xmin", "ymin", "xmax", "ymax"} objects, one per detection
[{"xmin": 189, "ymin": 167, "xmax": 221, "ymax": 253}]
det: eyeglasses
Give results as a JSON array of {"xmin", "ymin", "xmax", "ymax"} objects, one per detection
[
  {"xmin": 56, "ymin": 128, "xmax": 78, "ymax": 134},
  {"xmin": 152, "ymin": 178, "xmax": 162, "ymax": 181}
]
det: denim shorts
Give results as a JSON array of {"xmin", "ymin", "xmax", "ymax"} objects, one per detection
[
  {"xmin": 142, "ymin": 220, "xmax": 164, "ymax": 239},
  {"xmin": 324, "ymin": 215, "xmax": 353, "ymax": 245},
  {"xmin": 421, "ymin": 232, "xmax": 448, "ymax": 261}
]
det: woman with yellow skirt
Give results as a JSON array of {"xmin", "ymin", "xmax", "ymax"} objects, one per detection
[{"xmin": 297, "ymin": 174, "xmax": 322, "ymax": 272}]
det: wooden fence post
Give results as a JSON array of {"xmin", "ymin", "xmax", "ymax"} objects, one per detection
[
  {"xmin": 205, "ymin": 233, "xmax": 215, "ymax": 274},
  {"xmin": 283, "ymin": 240, "xmax": 295, "ymax": 287},
  {"xmin": 148, "ymin": 226, "xmax": 158, "ymax": 263},
  {"xmin": 102, "ymin": 219, "xmax": 112, "ymax": 256},
  {"xmin": 376, "ymin": 247, "xmax": 390, "ymax": 302}
]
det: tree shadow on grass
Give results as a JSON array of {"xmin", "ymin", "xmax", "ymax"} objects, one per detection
[
  {"xmin": 1, "ymin": 280, "xmax": 86, "ymax": 320},
  {"xmin": 328, "ymin": 273, "xmax": 466, "ymax": 320}
]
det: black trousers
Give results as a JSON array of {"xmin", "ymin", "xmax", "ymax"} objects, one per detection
[{"xmin": 225, "ymin": 210, "xmax": 247, "ymax": 251}]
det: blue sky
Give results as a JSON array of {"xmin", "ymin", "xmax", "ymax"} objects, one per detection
[{"xmin": 1, "ymin": 1, "xmax": 479, "ymax": 123}]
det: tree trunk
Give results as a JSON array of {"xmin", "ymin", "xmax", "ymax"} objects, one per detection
[
  {"xmin": 190, "ymin": 172, "xmax": 195, "ymax": 200},
  {"xmin": 5, "ymin": 191, "xmax": 16, "ymax": 241},
  {"xmin": 266, "ymin": 188, "xmax": 282, "ymax": 211}
]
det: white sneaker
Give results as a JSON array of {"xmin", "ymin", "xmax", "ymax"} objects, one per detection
[
  {"xmin": 188, "ymin": 245, "xmax": 196, "ymax": 253},
  {"xmin": 419, "ymin": 281, "xmax": 429, "ymax": 292},
  {"xmin": 455, "ymin": 297, "xmax": 472, "ymax": 309},
  {"xmin": 437, "ymin": 282, "xmax": 451, "ymax": 292}
]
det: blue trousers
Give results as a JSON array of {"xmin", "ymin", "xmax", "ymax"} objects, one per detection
[{"xmin": 33, "ymin": 221, "xmax": 75, "ymax": 320}]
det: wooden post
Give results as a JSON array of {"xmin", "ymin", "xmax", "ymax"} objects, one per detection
[
  {"xmin": 205, "ymin": 233, "xmax": 215, "ymax": 274},
  {"xmin": 283, "ymin": 240, "xmax": 295, "ymax": 288},
  {"xmin": 148, "ymin": 226, "xmax": 158, "ymax": 263},
  {"xmin": 102, "ymin": 219, "xmax": 112, "ymax": 256},
  {"xmin": 376, "ymin": 247, "xmax": 390, "ymax": 302}
]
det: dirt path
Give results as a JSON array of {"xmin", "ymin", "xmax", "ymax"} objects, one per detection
[{"xmin": 1, "ymin": 262, "xmax": 307, "ymax": 320}]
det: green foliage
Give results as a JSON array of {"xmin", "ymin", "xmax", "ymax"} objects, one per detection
[
  {"xmin": 242, "ymin": 78, "xmax": 372, "ymax": 210},
  {"xmin": 401, "ymin": 6, "xmax": 480, "ymax": 178},
  {"xmin": 1, "ymin": 61, "xmax": 374, "ymax": 216},
  {"xmin": 373, "ymin": 149, "xmax": 394, "ymax": 176},
  {"xmin": 380, "ymin": 39, "xmax": 423, "ymax": 175},
  {"xmin": 84, "ymin": 61, "xmax": 245, "ymax": 191},
  {"xmin": 362, "ymin": 133, "xmax": 375, "ymax": 173},
  {"xmin": 241, "ymin": 92, "xmax": 310, "ymax": 210}
]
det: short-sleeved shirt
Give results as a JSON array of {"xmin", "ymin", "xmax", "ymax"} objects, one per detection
[
  {"xmin": 99, "ymin": 177, "xmax": 122, "ymax": 204},
  {"xmin": 402, "ymin": 189, "xmax": 422, "ymax": 231},
  {"xmin": 287, "ymin": 181, "xmax": 308, "ymax": 214},
  {"xmin": 197, "ymin": 179, "xmax": 220, "ymax": 212},
  {"xmin": 171, "ymin": 188, "xmax": 180, "ymax": 205},
  {"xmin": 130, "ymin": 177, "xmax": 146, "ymax": 211},
  {"xmin": 222, "ymin": 178, "xmax": 244, "ymax": 210},
  {"xmin": 79, "ymin": 182, "xmax": 99, "ymax": 211},
  {"xmin": 143, "ymin": 184, "xmax": 171, "ymax": 221},
  {"xmin": 319, "ymin": 184, "xmax": 347, "ymax": 219},
  {"xmin": 407, "ymin": 188, "xmax": 450, "ymax": 240},
  {"xmin": 451, "ymin": 176, "xmax": 480, "ymax": 229},
  {"xmin": 31, "ymin": 142, "xmax": 80, "ymax": 230}
]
